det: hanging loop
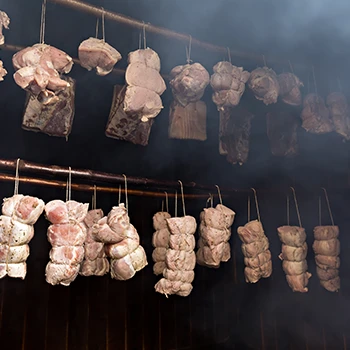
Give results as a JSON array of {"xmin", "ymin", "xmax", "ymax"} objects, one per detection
[
  {"xmin": 178, "ymin": 180, "xmax": 186, "ymax": 216},
  {"xmin": 215, "ymin": 185, "xmax": 223, "ymax": 205},
  {"xmin": 321, "ymin": 188, "xmax": 335, "ymax": 226},
  {"xmin": 287, "ymin": 195, "xmax": 290, "ymax": 226},
  {"xmin": 251, "ymin": 188, "xmax": 261, "ymax": 222},
  {"xmin": 118, "ymin": 185, "xmax": 121, "ymax": 205},
  {"xmin": 247, "ymin": 195, "xmax": 251, "ymax": 222},
  {"xmin": 262, "ymin": 54, "xmax": 267, "ymax": 67},
  {"xmin": 122, "ymin": 174, "xmax": 128, "ymax": 211},
  {"xmin": 174, "ymin": 191, "xmax": 178, "ymax": 217},
  {"xmin": 14, "ymin": 158, "xmax": 20, "ymax": 196},
  {"xmin": 164, "ymin": 191, "xmax": 169, "ymax": 213},
  {"xmin": 93, "ymin": 185, "xmax": 97, "ymax": 210},
  {"xmin": 290, "ymin": 187, "xmax": 302, "ymax": 227},
  {"xmin": 40, "ymin": 0, "xmax": 47, "ymax": 44},
  {"xmin": 288, "ymin": 60, "xmax": 295, "ymax": 74},
  {"xmin": 206, "ymin": 194, "xmax": 211, "ymax": 208},
  {"xmin": 142, "ymin": 21, "xmax": 147, "ymax": 49},
  {"xmin": 101, "ymin": 7, "xmax": 105, "ymax": 41},
  {"xmin": 227, "ymin": 47, "xmax": 231, "ymax": 63},
  {"xmin": 95, "ymin": 17, "xmax": 99, "ymax": 38},
  {"xmin": 186, "ymin": 35, "xmax": 192, "ymax": 64}
]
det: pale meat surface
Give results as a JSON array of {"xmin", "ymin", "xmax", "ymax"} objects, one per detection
[
  {"xmin": 78, "ymin": 37, "xmax": 122, "ymax": 76},
  {"xmin": 0, "ymin": 60, "xmax": 7, "ymax": 81},
  {"xmin": 46, "ymin": 262, "xmax": 80, "ymax": 286},
  {"xmin": 152, "ymin": 228, "xmax": 171, "ymax": 248},
  {"xmin": 166, "ymin": 216, "xmax": 197, "ymax": 235},
  {"xmin": 278, "ymin": 73, "xmax": 303, "ymax": 106},
  {"xmin": 0, "ymin": 216, "xmax": 34, "ymax": 246},
  {"xmin": 155, "ymin": 279, "xmax": 193, "ymax": 297},
  {"xmin": 153, "ymin": 212, "xmax": 171, "ymax": 231},
  {"xmin": 0, "ymin": 10, "xmax": 10, "ymax": 45},
  {"xmin": 45, "ymin": 200, "xmax": 89, "ymax": 224},
  {"xmin": 0, "ymin": 244, "xmax": 30, "ymax": 263},
  {"xmin": 277, "ymin": 226, "xmax": 307, "ymax": 247},
  {"xmin": 286, "ymin": 272, "xmax": 312, "ymax": 293}
]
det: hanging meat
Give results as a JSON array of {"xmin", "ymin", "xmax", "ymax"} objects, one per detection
[
  {"xmin": 0, "ymin": 195, "xmax": 45, "ymax": 279},
  {"xmin": 92, "ymin": 203, "xmax": 147, "ymax": 280},
  {"xmin": 45, "ymin": 200, "xmax": 89, "ymax": 286},
  {"xmin": 168, "ymin": 63, "xmax": 209, "ymax": 140},
  {"xmin": 155, "ymin": 216, "xmax": 197, "ymax": 297},
  {"xmin": 0, "ymin": 10, "xmax": 10, "ymax": 45},
  {"xmin": 313, "ymin": 226, "xmax": 340, "ymax": 292},
  {"xmin": 12, "ymin": 44, "xmax": 73, "ymax": 105},
  {"xmin": 220, "ymin": 107, "xmax": 254, "ymax": 165},
  {"xmin": 22, "ymin": 76, "xmax": 75, "ymax": 138},
  {"xmin": 123, "ymin": 48, "xmax": 166, "ymax": 122},
  {"xmin": 278, "ymin": 226, "xmax": 311, "ymax": 292},
  {"xmin": 152, "ymin": 211, "xmax": 171, "ymax": 275},
  {"xmin": 106, "ymin": 85, "xmax": 154, "ymax": 146},
  {"xmin": 237, "ymin": 220, "xmax": 272, "ymax": 283},
  {"xmin": 266, "ymin": 110, "xmax": 299, "ymax": 157},
  {"xmin": 210, "ymin": 61, "xmax": 250, "ymax": 110},
  {"xmin": 301, "ymin": 93, "xmax": 333, "ymax": 134},
  {"xmin": 278, "ymin": 73, "xmax": 303, "ymax": 106},
  {"xmin": 248, "ymin": 67, "xmax": 280, "ymax": 105},
  {"xmin": 196, "ymin": 204, "xmax": 235, "ymax": 268},
  {"xmin": 326, "ymin": 92, "xmax": 350, "ymax": 140},
  {"xmin": 78, "ymin": 37, "xmax": 122, "ymax": 76},
  {"xmin": 0, "ymin": 60, "xmax": 7, "ymax": 81},
  {"xmin": 80, "ymin": 209, "xmax": 109, "ymax": 277}
]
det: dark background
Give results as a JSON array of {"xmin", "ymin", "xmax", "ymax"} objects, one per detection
[{"xmin": 0, "ymin": 0, "xmax": 350, "ymax": 349}]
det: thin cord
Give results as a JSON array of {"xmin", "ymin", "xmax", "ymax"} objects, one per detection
[
  {"xmin": 247, "ymin": 196, "xmax": 250, "ymax": 222},
  {"xmin": 40, "ymin": 0, "xmax": 47, "ymax": 44},
  {"xmin": 123, "ymin": 175, "xmax": 128, "ymax": 211},
  {"xmin": 312, "ymin": 65, "xmax": 318, "ymax": 95},
  {"xmin": 210, "ymin": 193, "xmax": 213, "ymax": 208},
  {"xmin": 95, "ymin": 18, "xmax": 99, "ymax": 38},
  {"xmin": 262, "ymin": 55, "xmax": 267, "ymax": 67},
  {"xmin": 287, "ymin": 195, "xmax": 290, "ymax": 226},
  {"xmin": 101, "ymin": 8, "xmax": 105, "ymax": 42},
  {"xmin": 227, "ymin": 47, "xmax": 231, "ymax": 63},
  {"xmin": 215, "ymin": 185, "xmax": 223, "ymax": 205},
  {"xmin": 14, "ymin": 158, "xmax": 20, "ymax": 195},
  {"xmin": 322, "ymin": 188, "xmax": 335, "ymax": 226},
  {"xmin": 288, "ymin": 60, "xmax": 295, "ymax": 74},
  {"xmin": 139, "ymin": 31, "xmax": 141, "ymax": 49},
  {"xmin": 93, "ymin": 185, "xmax": 97, "ymax": 210},
  {"xmin": 143, "ymin": 22, "xmax": 146, "ymax": 49},
  {"xmin": 66, "ymin": 179, "xmax": 69, "ymax": 202},
  {"xmin": 251, "ymin": 188, "xmax": 261, "ymax": 222},
  {"xmin": 161, "ymin": 200, "xmax": 164, "ymax": 212},
  {"xmin": 178, "ymin": 180, "xmax": 186, "ymax": 216},
  {"xmin": 174, "ymin": 191, "xmax": 178, "ymax": 218},
  {"xmin": 337, "ymin": 78, "xmax": 343, "ymax": 93},
  {"xmin": 164, "ymin": 192, "xmax": 169, "ymax": 213},
  {"xmin": 118, "ymin": 185, "xmax": 121, "ymax": 205},
  {"xmin": 68, "ymin": 167, "xmax": 72, "ymax": 201},
  {"xmin": 290, "ymin": 187, "xmax": 302, "ymax": 227},
  {"xmin": 318, "ymin": 196, "xmax": 322, "ymax": 226},
  {"xmin": 206, "ymin": 195, "xmax": 211, "ymax": 208}
]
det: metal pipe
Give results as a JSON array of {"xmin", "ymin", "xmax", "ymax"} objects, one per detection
[{"xmin": 47, "ymin": 0, "xmax": 289, "ymax": 66}]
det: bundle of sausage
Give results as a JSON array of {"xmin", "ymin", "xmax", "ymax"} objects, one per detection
[
  {"xmin": 155, "ymin": 216, "xmax": 197, "ymax": 297},
  {"xmin": 0, "ymin": 195, "xmax": 45, "ymax": 279},
  {"xmin": 45, "ymin": 200, "xmax": 89, "ymax": 286},
  {"xmin": 152, "ymin": 211, "xmax": 171, "ymax": 276},
  {"xmin": 80, "ymin": 209, "xmax": 109, "ymax": 277},
  {"xmin": 278, "ymin": 226, "xmax": 311, "ymax": 293},
  {"xmin": 93, "ymin": 203, "xmax": 147, "ymax": 280},
  {"xmin": 313, "ymin": 226, "xmax": 340, "ymax": 292},
  {"xmin": 196, "ymin": 204, "xmax": 235, "ymax": 268},
  {"xmin": 237, "ymin": 220, "xmax": 272, "ymax": 283}
]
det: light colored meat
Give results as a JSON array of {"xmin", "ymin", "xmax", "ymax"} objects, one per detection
[
  {"xmin": 196, "ymin": 243, "xmax": 225, "ymax": 267},
  {"xmin": 45, "ymin": 200, "xmax": 89, "ymax": 224},
  {"xmin": 12, "ymin": 44, "xmax": 73, "ymax": 104},
  {"xmin": 128, "ymin": 48, "xmax": 161, "ymax": 71},
  {"xmin": 0, "ymin": 216, "xmax": 34, "ymax": 246},
  {"xmin": 163, "ymin": 269, "xmax": 195, "ymax": 283},
  {"xmin": 313, "ymin": 238, "xmax": 340, "ymax": 256},
  {"xmin": 210, "ymin": 61, "xmax": 250, "ymax": 110},
  {"xmin": 216, "ymin": 204, "xmax": 235, "ymax": 227},
  {"xmin": 169, "ymin": 234, "xmax": 195, "ymax": 251},
  {"xmin": 84, "ymin": 209, "xmax": 104, "ymax": 228},
  {"xmin": 153, "ymin": 212, "xmax": 171, "ymax": 231},
  {"xmin": 237, "ymin": 220, "xmax": 265, "ymax": 244},
  {"xmin": 279, "ymin": 243, "xmax": 307, "ymax": 262},
  {"xmin": 315, "ymin": 255, "xmax": 340, "ymax": 269},
  {"xmin": 80, "ymin": 258, "xmax": 110, "ymax": 277},
  {"xmin": 286, "ymin": 272, "xmax": 312, "ymax": 293},
  {"xmin": 0, "ymin": 244, "xmax": 29, "ymax": 263},
  {"xmin": 320, "ymin": 277, "xmax": 340, "ymax": 292},
  {"xmin": 278, "ymin": 72, "xmax": 303, "ymax": 106},
  {"xmin": 200, "ymin": 224, "xmax": 230, "ymax": 248},
  {"xmin": 78, "ymin": 37, "xmax": 122, "ymax": 76},
  {"xmin": 0, "ymin": 60, "xmax": 7, "ymax": 81},
  {"xmin": 153, "ymin": 261, "xmax": 166, "ymax": 276},
  {"xmin": 313, "ymin": 226, "xmax": 339, "ymax": 241},
  {"xmin": 152, "ymin": 228, "xmax": 171, "ymax": 248},
  {"xmin": 221, "ymin": 242, "xmax": 231, "ymax": 262},
  {"xmin": 7, "ymin": 262, "xmax": 26, "ymax": 279},
  {"xmin": 248, "ymin": 67, "xmax": 280, "ymax": 105},
  {"xmin": 154, "ymin": 278, "xmax": 193, "ymax": 297},
  {"xmin": 165, "ymin": 249, "xmax": 196, "ymax": 271},
  {"xmin": 47, "ymin": 223, "xmax": 86, "ymax": 247},
  {"xmin": 49, "ymin": 246, "xmax": 84, "ymax": 265},
  {"xmin": 326, "ymin": 92, "xmax": 350, "ymax": 140},
  {"xmin": 152, "ymin": 247, "xmax": 167, "ymax": 262},
  {"xmin": 0, "ymin": 10, "xmax": 10, "ymax": 45},
  {"xmin": 241, "ymin": 237, "xmax": 269, "ymax": 258},
  {"xmin": 316, "ymin": 266, "xmax": 338, "ymax": 281},
  {"xmin": 282, "ymin": 260, "xmax": 307, "ymax": 275},
  {"xmin": 244, "ymin": 250, "xmax": 271, "ymax": 269},
  {"xmin": 45, "ymin": 262, "xmax": 80, "ymax": 286},
  {"xmin": 170, "ymin": 63, "xmax": 209, "ymax": 106},
  {"xmin": 244, "ymin": 259, "xmax": 272, "ymax": 283},
  {"xmin": 277, "ymin": 226, "xmax": 306, "ymax": 247},
  {"xmin": 301, "ymin": 93, "xmax": 333, "ymax": 134},
  {"xmin": 202, "ymin": 207, "xmax": 228, "ymax": 230},
  {"xmin": 93, "ymin": 217, "xmax": 124, "ymax": 243},
  {"xmin": 166, "ymin": 216, "xmax": 197, "ymax": 235}
]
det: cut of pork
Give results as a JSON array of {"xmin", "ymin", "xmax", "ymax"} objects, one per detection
[
  {"xmin": 0, "ymin": 60, "xmax": 7, "ymax": 81},
  {"xmin": 0, "ymin": 10, "xmax": 10, "ymax": 45},
  {"xmin": 278, "ymin": 72, "xmax": 303, "ymax": 106}
]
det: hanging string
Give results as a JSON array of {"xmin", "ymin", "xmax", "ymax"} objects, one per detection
[
  {"xmin": 312, "ymin": 65, "xmax": 318, "ymax": 95},
  {"xmin": 143, "ymin": 22, "xmax": 147, "ymax": 49},
  {"xmin": 247, "ymin": 196, "xmax": 251, "ymax": 222},
  {"xmin": 101, "ymin": 8, "xmax": 105, "ymax": 42},
  {"xmin": 68, "ymin": 167, "xmax": 72, "ymax": 201},
  {"xmin": 322, "ymin": 188, "xmax": 335, "ymax": 226},
  {"xmin": 92, "ymin": 185, "xmax": 97, "ymax": 210},
  {"xmin": 210, "ymin": 193, "xmax": 213, "ymax": 208},
  {"xmin": 227, "ymin": 47, "xmax": 231, "ymax": 63},
  {"xmin": 290, "ymin": 187, "xmax": 302, "ymax": 227},
  {"xmin": 318, "ymin": 196, "xmax": 322, "ymax": 226},
  {"xmin": 123, "ymin": 174, "xmax": 128, "ymax": 211},
  {"xmin": 251, "ymin": 188, "xmax": 261, "ymax": 222},
  {"xmin": 174, "ymin": 191, "xmax": 178, "ymax": 218},
  {"xmin": 95, "ymin": 18, "xmax": 99, "ymax": 38},
  {"xmin": 186, "ymin": 35, "xmax": 192, "ymax": 64},
  {"xmin": 39, "ymin": 0, "xmax": 47, "ymax": 44},
  {"xmin": 262, "ymin": 54, "xmax": 267, "ymax": 67},
  {"xmin": 138, "ymin": 31, "xmax": 141, "ymax": 49},
  {"xmin": 206, "ymin": 194, "xmax": 211, "ymax": 208},
  {"xmin": 178, "ymin": 180, "xmax": 186, "ymax": 216},
  {"xmin": 161, "ymin": 200, "xmax": 164, "ymax": 212},
  {"xmin": 66, "ymin": 179, "xmax": 69, "ymax": 202},
  {"xmin": 164, "ymin": 192, "xmax": 169, "ymax": 213},
  {"xmin": 337, "ymin": 78, "xmax": 343, "ymax": 93},
  {"xmin": 14, "ymin": 158, "xmax": 20, "ymax": 195},
  {"xmin": 288, "ymin": 60, "xmax": 295, "ymax": 75},
  {"xmin": 215, "ymin": 185, "xmax": 223, "ymax": 205},
  {"xmin": 118, "ymin": 185, "xmax": 121, "ymax": 205},
  {"xmin": 287, "ymin": 195, "xmax": 290, "ymax": 226}
]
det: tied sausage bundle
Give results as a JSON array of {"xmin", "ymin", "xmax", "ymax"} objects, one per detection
[
  {"xmin": 278, "ymin": 226, "xmax": 311, "ymax": 293},
  {"xmin": 237, "ymin": 220, "xmax": 272, "ymax": 283},
  {"xmin": 152, "ymin": 211, "xmax": 171, "ymax": 276},
  {"xmin": 93, "ymin": 203, "xmax": 147, "ymax": 280},
  {"xmin": 0, "ymin": 195, "xmax": 45, "ymax": 279},
  {"xmin": 313, "ymin": 226, "xmax": 340, "ymax": 292},
  {"xmin": 45, "ymin": 200, "xmax": 89, "ymax": 286},
  {"xmin": 80, "ymin": 209, "xmax": 109, "ymax": 277},
  {"xmin": 196, "ymin": 204, "xmax": 235, "ymax": 268},
  {"xmin": 155, "ymin": 216, "xmax": 197, "ymax": 297}
]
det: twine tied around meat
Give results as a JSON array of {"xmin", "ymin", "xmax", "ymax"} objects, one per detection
[
  {"xmin": 122, "ymin": 174, "xmax": 128, "ymax": 211},
  {"xmin": 95, "ymin": 7, "xmax": 106, "ymax": 42},
  {"xmin": 290, "ymin": 187, "xmax": 302, "ymax": 228},
  {"xmin": 39, "ymin": 0, "xmax": 47, "ymax": 44},
  {"xmin": 178, "ymin": 180, "xmax": 186, "ymax": 216},
  {"xmin": 319, "ymin": 188, "xmax": 335, "ymax": 226}
]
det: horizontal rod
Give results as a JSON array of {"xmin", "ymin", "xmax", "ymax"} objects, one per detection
[
  {"xmin": 47, "ymin": 0, "xmax": 291, "ymax": 66},
  {"xmin": 0, "ymin": 158, "xmax": 236, "ymax": 193},
  {"xmin": 0, "ymin": 173, "xmax": 221, "ymax": 199}
]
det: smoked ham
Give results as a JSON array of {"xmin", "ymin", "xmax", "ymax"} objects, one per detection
[
  {"xmin": 0, "ymin": 10, "xmax": 10, "ymax": 45},
  {"xmin": 278, "ymin": 73, "xmax": 303, "ymax": 106},
  {"xmin": 278, "ymin": 226, "xmax": 311, "ymax": 292}
]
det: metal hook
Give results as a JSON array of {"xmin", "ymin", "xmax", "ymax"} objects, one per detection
[
  {"xmin": 93, "ymin": 184, "xmax": 97, "ymax": 210},
  {"xmin": 215, "ymin": 185, "xmax": 223, "ymax": 205},
  {"xmin": 290, "ymin": 187, "xmax": 302, "ymax": 227},
  {"xmin": 164, "ymin": 191, "xmax": 169, "ymax": 213},
  {"xmin": 251, "ymin": 188, "xmax": 261, "ymax": 222},
  {"xmin": 122, "ymin": 174, "xmax": 128, "ymax": 211},
  {"xmin": 178, "ymin": 180, "xmax": 186, "ymax": 216},
  {"xmin": 14, "ymin": 158, "xmax": 20, "ymax": 196},
  {"xmin": 321, "ymin": 187, "xmax": 335, "ymax": 226}
]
